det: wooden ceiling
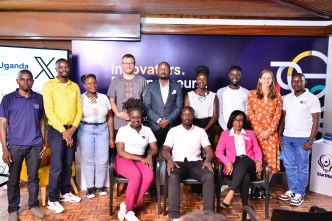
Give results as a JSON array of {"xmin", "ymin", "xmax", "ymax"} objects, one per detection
[{"xmin": 0, "ymin": 0, "xmax": 331, "ymax": 20}]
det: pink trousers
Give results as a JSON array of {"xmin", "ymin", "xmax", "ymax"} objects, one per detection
[{"xmin": 114, "ymin": 155, "xmax": 154, "ymax": 211}]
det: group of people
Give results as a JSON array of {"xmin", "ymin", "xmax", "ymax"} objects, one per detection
[{"xmin": 0, "ymin": 53, "xmax": 321, "ymax": 221}]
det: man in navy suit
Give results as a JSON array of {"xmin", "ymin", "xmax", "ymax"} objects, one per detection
[{"xmin": 144, "ymin": 61, "xmax": 183, "ymax": 149}]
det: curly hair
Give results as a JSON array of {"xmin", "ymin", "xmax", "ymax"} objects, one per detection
[
  {"xmin": 80, "ymin": 73, "xmax": 96, "ymax": 84},
  {"xmin": 122, "ymin": 98, "xmax": 144, "ymax": 114}
]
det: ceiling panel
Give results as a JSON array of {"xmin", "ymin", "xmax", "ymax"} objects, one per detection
[{"xmin": 0, "ymin": 0, "xmax": 331, "ymax": 20}]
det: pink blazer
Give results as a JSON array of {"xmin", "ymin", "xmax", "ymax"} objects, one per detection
[{"xmin": 215, "ymin": 129, "xmax": 262, "ymax": 175}]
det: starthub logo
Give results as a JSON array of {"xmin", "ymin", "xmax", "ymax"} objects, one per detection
[{"xmin": 317, "ymin": 154, "xmax": 332, "ymax": 179}]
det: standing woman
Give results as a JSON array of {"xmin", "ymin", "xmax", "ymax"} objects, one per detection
[
  {"xmin": 247, "ymin": 69, "xmax": 282, "ymax": 190},
  {"xmin": 115, "ymin": 98, "xmax": 158, "ymax": 221},
  {"xmin": 184, "ymin": 66, "xmax": 218, "ymax": 147},
  {"xmin": 77, "ymin": 74, "xmax": 115, "ymax": 198}
]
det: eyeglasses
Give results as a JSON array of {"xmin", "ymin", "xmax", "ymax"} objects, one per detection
[{"xmin": 122, "ymin": 62, "xmax": 135, "ymax": 66}]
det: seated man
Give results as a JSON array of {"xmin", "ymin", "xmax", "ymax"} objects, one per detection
[{"xmin": 162, "ymin": 106, "xmax": 215, "ymax": 221}]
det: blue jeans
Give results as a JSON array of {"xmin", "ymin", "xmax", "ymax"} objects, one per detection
[
  {"xmin": 282, "ymin": 136, "xmax": 310, "ymax": 196},
  {"xmin": 77, "ymin": 122, "xmax": 109, "ymax": 188},
  {"xmin": 7, "ymin": 145, "xmax": 42, "ymax": 212}
]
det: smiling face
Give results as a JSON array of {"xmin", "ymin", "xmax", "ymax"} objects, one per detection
[
  {"xmin": 291, "ymin": 73, "xmax": 306, "ymax": 93},
  {"xmin": 259, "ymin": 72, "xmax": 273, "ymax": 88},
  {"xmin": 129, "ymin": 109, "xmax": 142, "ymax": 128},
  {"xmin": 83, "ymin": 76, "xmax": 97, "ymax": 94},
  {"xmin": 196, "ymin": 73, "xmax": 208, "ymax": 89},
  {"xmin": 232, "ymin": 114, "xmax": 244, "ymax": 133},
  {"xmin": 228, "ymin": 68, "xmax": 241, "ymax": 86},
  {"xmin": 56, "ymin": 60, "xmax": 70, "ymax": 78},
  {"xmin": 122, "ymin": 57, "xmax": 135, "ymax": 75},
  {"xmin": 181, "ymin": 107, "xmax": 194, "ymax": 127}
]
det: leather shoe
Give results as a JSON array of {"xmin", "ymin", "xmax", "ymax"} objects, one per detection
[
  {"xmin": 30, "ymin": 207, "xmax": 46, "ymax": 219},
  {"xmin": 221, "ymin": 202, "xmax": 230, "ymax": 209}
]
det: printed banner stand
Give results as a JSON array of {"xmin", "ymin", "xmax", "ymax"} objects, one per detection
[{"xmin": 309, "ymin": 139, "xmax": 332, "ymax": 196}]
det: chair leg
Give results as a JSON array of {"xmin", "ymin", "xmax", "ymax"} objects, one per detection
[
  {"xmin": 41, "ymin": 186, "xmax": 47, "ymax": 207},
  {"xmin": 265, "ymin": 184, "xmax": 269, "ymax": 219},
  {"xmin": 163, "ymin": 181, "xmax": 167, "ymax": 216},
  {"xmin": 216, "ymin": 185, "xmax": 221, "ymax": 212},
  {"xmin": 70, "ymin": 177, "xmax": 78, "ymax": 194},
  {"xmin": 157, "ymin": 182, "xmax": 161, "ymax": 218}
]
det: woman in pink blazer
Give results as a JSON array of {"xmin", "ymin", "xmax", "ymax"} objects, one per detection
[{"xmin": 216, "ymin": 110, "xmax": 262, "ymax": 208}]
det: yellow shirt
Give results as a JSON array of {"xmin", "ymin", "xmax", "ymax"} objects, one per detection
[{"xmin": 43, "ymin": 77, "xmax": 82, "ymax": 133}]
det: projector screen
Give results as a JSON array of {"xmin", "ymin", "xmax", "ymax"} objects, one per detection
[
  {"xmin": 0, "ymin": 45, "xmax": 68, "ymax": 182},
  {"xmin": 0, "ymin": 45, "xmax": 69, "ymax": 102}
]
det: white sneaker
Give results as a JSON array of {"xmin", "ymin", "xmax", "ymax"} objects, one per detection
[
  {"xmin": 118, "ymin": 202, "xmax": 126, "ymax": 221},
  {"xmin": 278, "ymin": 190, "xmax": 295, "ymax": 201},
  {"xmin": 60, "ymin": 192, "xmax": 82, "ymax": 203},
  {"xmin": 290, "ymin": 194, "xmax": 304, "ymax": 206},
  {"xmin": 125, "ymin": 211, "xmax": 140, "ymax": 221},
  {"xmin": 47, "ymin": 201, "xmax": 65, "ymax": 214}
]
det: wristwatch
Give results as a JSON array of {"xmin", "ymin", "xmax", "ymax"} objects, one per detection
[{"xmin": 308, "ymin": 140, "xmax": 314, "ymax": 145}]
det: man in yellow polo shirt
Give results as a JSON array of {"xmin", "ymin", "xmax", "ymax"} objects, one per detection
[{"xmin": 43, "ymin": 58, "xmax": 82, "ymax": 214}]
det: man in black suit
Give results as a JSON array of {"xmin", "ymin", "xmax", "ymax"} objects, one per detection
[{"xmin": 144, "ymin": 61, "xmax": 183, "ymax": 149}]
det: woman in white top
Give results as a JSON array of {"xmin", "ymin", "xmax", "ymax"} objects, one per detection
[
  {"xmin": 184, "ymin": 66, "xmax": 219, "ymax": 148},
  {"xmin": 77, "ymin": 74, "xmax": 115, "ymax": 198},
  {"xmin": 115, "ymin": 98, "xmax": 158, "ymax": 221}
]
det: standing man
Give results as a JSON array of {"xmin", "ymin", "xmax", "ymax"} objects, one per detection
[
  {"xmin": 144, "ymin": 61, "xmax": 183, "ymax": 149},
  {"xmin": 0, "ymin": 70, "xmax": 46, "ymax": 220},
  {"xmin": 217, "ymin": 65, "xmax": 249, "ymax": 131},
  {"xmin": 43, "ymin": 58, "xmax": 82, "ymax": 213},
  {"xmin": 278, "ymin": 73, "xmax": 320, "ymax": 206},
  {"xmin": 107, "ymin": 54, "xmax": 146, "ymax": 153},
  {"xmin": 162, "ymin": 107, "xmax": 215, "ymax": 221}
]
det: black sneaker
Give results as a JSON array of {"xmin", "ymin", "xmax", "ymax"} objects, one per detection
[
  {"xmin": 86, "ymin": 188, "xmax": 95, "ymax": 199},
  {"xmin": 98, "ymin": 187, "xmax": 107, "ymax": 196}
]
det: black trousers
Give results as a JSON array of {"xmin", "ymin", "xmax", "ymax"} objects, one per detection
[
  {"xmin": 229, "ymin": 156, "xmax": 256, "ymax": 206},
  {"xmin": 168, "ymin": 160, "xmax": 215, "ymax": 218},
  {"xmin": 48, "ymin": 126, "xmax": 76, "ymax": 202},
  {"xmin": 7, "ymin": 145, "xmax": 42, "ymax": 212},
  {"xmin": 153, "ymin": 127, "xmax": 170, "ymax": 150}
]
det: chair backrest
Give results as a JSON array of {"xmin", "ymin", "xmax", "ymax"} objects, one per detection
[{"xmin": 271, "ymin": 209, "xmax": 332, "ymax": 221}]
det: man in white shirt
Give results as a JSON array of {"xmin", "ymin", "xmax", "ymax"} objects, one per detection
[
  {"xmin": 278, "ymin": 73, "xmax": 320, "ymax": 206},
  {"xmin": 217, "ymin": 65, "xmax": 249, "ymax": 131},
  {"xmin": 162, "ymin": 106, "xmax": 215, "ymax": 221}
]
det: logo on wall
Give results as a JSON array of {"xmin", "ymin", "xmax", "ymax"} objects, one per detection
[
  {"xmin": 318, "ymin": 154, "xmax": 332, "ymax": 173},
  {"xmin": 271, "ymin": 50, "xmax": 326, "ymax": 100},
  {"xmin": 34, "ymin": 57, "xmax": 55, "ymax": 79}
]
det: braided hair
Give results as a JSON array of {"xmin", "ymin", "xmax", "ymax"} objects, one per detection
[{"xmin": 122, "ymin": 98, "xmax": 144, "ymax": 114}]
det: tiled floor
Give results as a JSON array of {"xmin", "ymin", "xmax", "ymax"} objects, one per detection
[{"xmin": 1, "ymin": 174, "xmax": 332, "ymax": 221}]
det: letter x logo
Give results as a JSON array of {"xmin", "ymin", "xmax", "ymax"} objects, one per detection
[{"xmin": 34, "ymin": 57, "xmax": 55, "ymax": 79}]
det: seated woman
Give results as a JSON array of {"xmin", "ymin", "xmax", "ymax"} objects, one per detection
[
  {"xmin": 114, "ymin": 98, "xmax": 158, "ymax": 221},
  {"xmin": 215, "ymin": 110, "xmax": 262, "ymax": 208}
]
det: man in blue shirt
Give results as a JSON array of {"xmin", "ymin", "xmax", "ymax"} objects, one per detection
[{"xmin": 0, "ymin": 70, "xmax": 46, "ymax": 221}]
